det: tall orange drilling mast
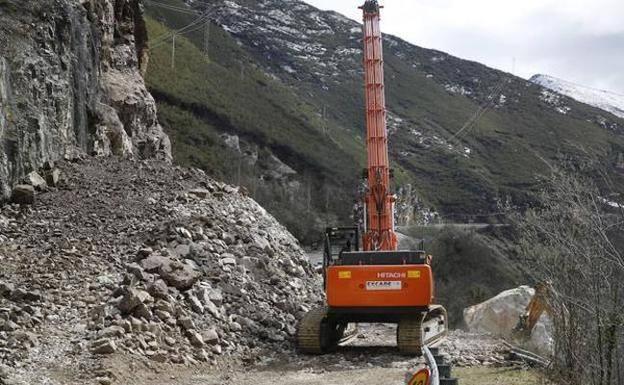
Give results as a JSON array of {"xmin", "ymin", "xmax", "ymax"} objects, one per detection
[
  {"xmin": 297, "ymin": 0, "xmax": 447, "ymax": 356},
  {"xmin": 361, "ymin": 0, "xmax": 398, "ymax": 252}
]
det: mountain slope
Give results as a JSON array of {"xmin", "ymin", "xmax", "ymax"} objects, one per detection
[
  {"xmin": 530, "ymin": 74, "xmax": 624, "ymax": 119},
  {"xmin": 144, "ymin": 0, "xmax": 624, "ymax": 239}
]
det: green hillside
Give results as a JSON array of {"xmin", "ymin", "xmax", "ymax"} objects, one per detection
[
  {"xmin": 145, "ymin": 9, "xmax": 366, "ymax": 241},
  {"xmin": 144, "ymin": 0, "xmax": 624, "ymax": 240}
]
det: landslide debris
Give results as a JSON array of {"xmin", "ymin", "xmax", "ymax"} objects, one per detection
[{"xmin": 0, "ymin": 157, "xmax": 322, "ymax": 384}]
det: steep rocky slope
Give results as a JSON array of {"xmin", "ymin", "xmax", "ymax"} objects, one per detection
[
  {"xmin": 146, "ymin": 0, "xmax": 624, "ymax": 235},
  {"xmin": 0, "ymin": 157, "xmax": 321, "ymax": 384},
  {"xmin": 0, "ymin": 0, "xmax": 171, "ymax": 200}
]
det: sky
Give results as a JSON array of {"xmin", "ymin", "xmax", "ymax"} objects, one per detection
[{"xmin": 304, "ymin": 0, "xmax": 624, "ymax": 95}]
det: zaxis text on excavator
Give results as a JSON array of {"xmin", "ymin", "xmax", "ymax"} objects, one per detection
[{"xmin": 297, "ymin": 0, "xmax": 448, "ymax": 356}]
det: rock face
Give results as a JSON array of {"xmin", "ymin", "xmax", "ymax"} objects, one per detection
[
  {"xmin": 0, "ymin": 0, "xmax": 171, "ymax": 200},
  {"xmin": 463, "ymin": 286, "xmax": 554, "ymax": 356}
]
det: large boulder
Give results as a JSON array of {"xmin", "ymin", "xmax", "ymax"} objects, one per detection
[{"xmin": 463, "ymin": 285, "xmax": 554, "ymax": 356}]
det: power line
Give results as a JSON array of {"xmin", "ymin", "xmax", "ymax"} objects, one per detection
[
  {"xmin": 149, "ymin": 11, "xmax": 209, "ymax": 47},
  {"xmin": 150, "ymin": 20, "xmax": 208, "ymax": 50},
  {"xmin": 449, "ymin": 77, "xmax": 509, "ymax": 143},
  {"xmin": 145, "ymin": 0, "xmax": 199, "ymax": 15}
]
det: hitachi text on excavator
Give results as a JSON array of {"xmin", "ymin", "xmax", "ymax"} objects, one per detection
[{"xmin": 297, "ymin": 0, "xmax": 448, "ymax": 356}]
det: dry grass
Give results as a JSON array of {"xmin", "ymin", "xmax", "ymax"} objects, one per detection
[{"xmin": 455, "ymin": 367, "xmax": 552, "ymax": 385}]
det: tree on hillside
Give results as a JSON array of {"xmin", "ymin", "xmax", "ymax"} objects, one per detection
[{"xmin": 517, "ymin": 162, "xmax": 624, "ymax": 385}]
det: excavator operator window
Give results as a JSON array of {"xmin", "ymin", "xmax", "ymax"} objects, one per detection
[{"xmin": 323, "ymin": 227, "xmax": 360, "ymax": 268}]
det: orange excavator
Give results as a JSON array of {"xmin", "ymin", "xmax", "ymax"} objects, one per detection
[
  {"xmin": 297, "ymin": 0, "xmax": 448, "ymax": 355},
  {"xmin": 513, "ymin": 281, "xmax": 553, "ymax": 339}
]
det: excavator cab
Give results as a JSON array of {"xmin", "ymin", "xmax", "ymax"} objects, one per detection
[
  {"xmin": 322, "ymin": 227, "xmax": 360, "ymax": 290},
  {"xmin": 323, "ymin": 227, "xmax": 360, "ymax": 265}
]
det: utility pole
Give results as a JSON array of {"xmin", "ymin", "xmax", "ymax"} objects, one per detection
[
  {"xmin": 204, "ymin": 21, "xmax": 210, "ymax": 60},
  {"xmin": 171, "ymin": 34, "xmax": 176, "ymax": 69}
]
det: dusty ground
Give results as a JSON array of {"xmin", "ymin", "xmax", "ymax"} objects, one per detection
[{"xmin": 98, "ymin": 324, "xmax": 540, "ymax": 385}]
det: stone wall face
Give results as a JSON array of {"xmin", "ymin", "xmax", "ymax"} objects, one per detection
[{"xmin": 0, "ymin": 0, "xmax": 171, "ymax": 198}]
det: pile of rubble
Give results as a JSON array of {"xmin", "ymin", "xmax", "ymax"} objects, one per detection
[
  {"xmin": 0, "ymin": 157, "xmax": 322, "ymax": 383},
  {"xmin": 438, "ymin": 331, "xmax": 510, "ymax": 367},
  {"xmin": 0, "ymin": 281, "xmax": 44, "ymax": 367}
]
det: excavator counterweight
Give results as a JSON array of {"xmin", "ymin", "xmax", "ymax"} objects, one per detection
[{"xmin": 297, "ymin": 0, "xmax": 448, "ymax": 356}]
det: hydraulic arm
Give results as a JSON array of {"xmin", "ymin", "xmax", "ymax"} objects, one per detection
[{"xmin": 361, "ymin": 0, "xmax": 398, "ymax": 252}]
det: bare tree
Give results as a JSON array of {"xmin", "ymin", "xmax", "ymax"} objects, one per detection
[{"xmin": 516, "ymin": 163, "xmax": 624, "ymax": 385}]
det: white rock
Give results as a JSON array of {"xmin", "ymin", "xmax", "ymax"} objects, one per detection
[{"xmin": 463, "ymin": 285, "xmax": 553, "ymax": 356}]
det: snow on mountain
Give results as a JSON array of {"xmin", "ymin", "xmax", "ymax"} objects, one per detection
[{"xmin": 530, "ymin": 74, "xmax": 624, "ymax": 119}]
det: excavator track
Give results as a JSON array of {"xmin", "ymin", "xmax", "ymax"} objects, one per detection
[
  {"xmin": 397, "ymin": 313, "xmax": 425, "ymax": 355},
  {"xmin": 297, "ymin": 307, "xmax": 344, "ymax": 354},
  {"xmin": 398, "ymin": 306, "xmax": 448, "ymax": 355}
]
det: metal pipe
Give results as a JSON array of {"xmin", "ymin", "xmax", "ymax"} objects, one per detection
[{"xmin": 423, "ymin": 346, "xmax": 439, "ymax": 385}]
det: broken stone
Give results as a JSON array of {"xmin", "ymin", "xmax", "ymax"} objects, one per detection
[
  {"xmin": 202, "ymin": 328, "xmax": 219, "ymax": 345},
  {"xmin": 1, "ymin": 320, "xmax": 19, "ymax": 332},
  {"xmin": 148, "ymin": 279, "xmax": 169, "ymax": 299},
  {"xmin": 207, "ymin": 289, "xmax": 224, "ymax": 306},
  {"xmin": 10, "ymin": 288, "xmax": 28, "ymax": 302},
  {"xmin": 186, "ymin": 330, "xmax": 204, "ymax": 347},
  {"xmin": 203, "ymin": 298, "xmax": 221, "ymax": 319},
  {"xmin": 140, "ymin": 255, "xmax": 170, "ymax": 273},
  {"xmin": 45, "ymin": 168, "xmax": 61, "ymax": 187},
  {"xmin": 24, "ymin": 171, "xmax": 47, "ymax": 191},
  {"xmin": 98, "ymin": 325, "xmax": 125, "ymax": 338},
  {"xmin": 11, "ymin": 185, "xmax": 35, "ymax": 205},
  {"xmin": 92, "ymin": 339, "xmax": 117, "ymax": 355},
  {"xmin": 159, "ymin": 260, "xmax": 200, "ymax": 291},
  {"xmin": 189, "ymin": 189, "xmax": 211, "ymax": 199},
  {"xmin": 174, "ymin": 244, "xmax": 190, "ymax": 258},
  {"xmin": 187, "ymin": 294, "xmax": 204, "ymax": 314},
  {"xmin": 97, "ymin": 377, "xmax": 112, "ymax": 385},
  {"xmin": 118, "ymin": 288, "xmax": 152, "ymax": 315},
  {"xmin": 220, "ymin": 256, "xmax": 237, "ymax": 266},
  {"xmin": 126, "ymin": 263, "xmax": 146, "ymax": 281},
  {"xmin": 154, "ymin": 309, "xmax": 171, "ymax": 321},
  {"xmin": 176, "ymin": 227, "xmax": 193, "ymax": 239},
  {"xmin": 133, "ymin": 302, "xmax": 153, "ymax": 319},
  {"xmin": 177, "ymin": 316, "xmax": 195, "ymax": 331},
  {"xmin": 136, "ymin": 248, "xmax": 153, "ymax": 260},
  {"xmin": 150, "ymin": 350, "xmax": 168, "ymax": 363},
  {"xmin": 0, "ymin": 282, "xmax": 14, "ymax": 298}
]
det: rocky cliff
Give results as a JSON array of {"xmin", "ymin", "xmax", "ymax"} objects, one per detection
[{"xmin": 0, "ymin": 0, "xmax": 171, "ymax": 200}]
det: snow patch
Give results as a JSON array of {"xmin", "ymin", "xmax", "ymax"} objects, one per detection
[
  {"xmin": 531, "ymin": 74, "xmax": 624, "ymax": 119},
  {"xmin": 445, "ymin": 84, "xmax": 472, "ymax": 96}
]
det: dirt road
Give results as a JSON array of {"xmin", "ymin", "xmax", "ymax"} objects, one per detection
[{"xmin": 104, "ymin": 325, "xmax": 540, "ymax": 385}]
